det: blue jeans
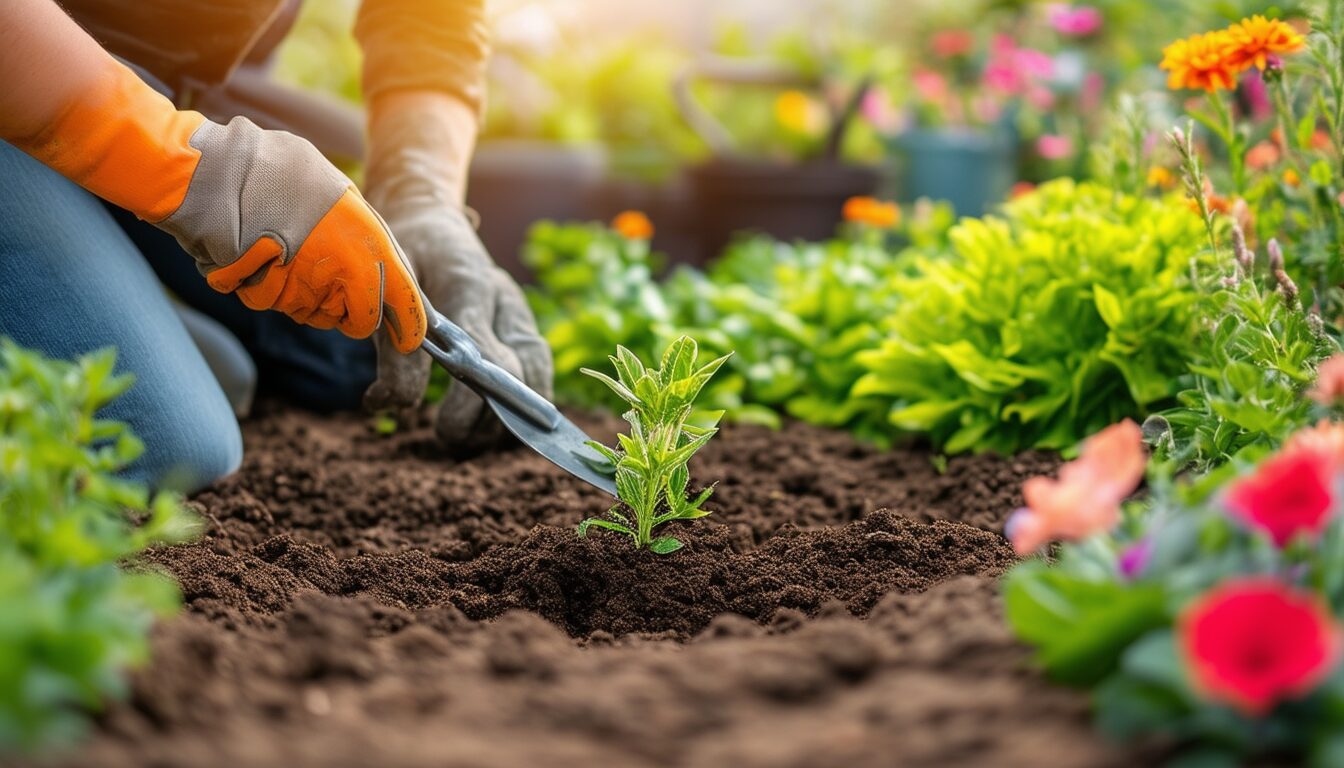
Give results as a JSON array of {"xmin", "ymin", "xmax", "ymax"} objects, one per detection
[{"xmin": 0, "ymin": 140, "xmax": 375, "ymax": 492}]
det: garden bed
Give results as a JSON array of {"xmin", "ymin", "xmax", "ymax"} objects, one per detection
[{"xmin": 58, "ymin": 405, "xmax": 1146, "ymax": 767}]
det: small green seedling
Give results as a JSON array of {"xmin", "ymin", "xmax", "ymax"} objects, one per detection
[{"xmin": 579, "ymin": 337, "xmax": 730, "ymax": 554}]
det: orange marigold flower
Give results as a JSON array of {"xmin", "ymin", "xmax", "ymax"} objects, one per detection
[
  {"xmin": 1284, "ymin": 168, "xmax": 1302, "ymax": 187},
  {"xmin": 611, "ymin": 210, "xmax": 654, "ymax": 240},
  {"xmin": 1146, "ymin": 166, "xmax": 1177, "ymax": 190},
  {"xmin": 1246, "ymin": 141, "xmax": 1281, "ymax": 170},
  {"xmin": 1161, "ymin": 31, "xmax": 1241, "ymax": 92},
  {"xmin": 842, "ymin": 196, "xmax": 900, "ymax": 228},
  {"xmin": 1223, "ymin": 15, "xmax": 1307, "ymax": 71}
]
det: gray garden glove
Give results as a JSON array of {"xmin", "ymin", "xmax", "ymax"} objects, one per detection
[{"xmin": 362, "ymin": 97, "xmax": 553, "ymax": 451}]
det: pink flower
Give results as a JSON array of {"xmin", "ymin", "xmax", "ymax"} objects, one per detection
[
  {"xmin": 984, "ymin": 36, "xmax": 1054, "ymax": 96},
  {"xmin": 1118, "ymin": 537, "xmax": 1153, "ymax": 580},
  {"xmin": 1036, "ymin": 134, "xmax": 1074, "ymax": 160},
  {"xmin": 1080, "ymin": 71, "xmax": 1105, "ymax": 112},
  {"xmin": 912, "ymin": 69, "xmax": 950, "ymax": 105},
  {"xmin": 1309, "ymin": 353, "xmax": 1344, "ymax": 406},
  {"xmin": 931, "ymin": 29, "xmax": 974, "ymax": 58},
  {"xmin": 1049, "ymin": 5, "xmax": 1104, "ymax": 38},
  {"xmin": 860, "ymin": 87, "xmax": 901, "ymax": 133},
  {"xmin": 1180, "ymin": 578, "xmax": 1340, "ymax": 716},
  {"xmin": 1285, "ymin": 420, "xmax": 1344, "ymax": 467},
  {"xmin": 1241, "ymin": 71, "xmax": 1274, "ymax": 121},
  {"xmin": 1007, "ymin": 420, "xmax": 1146, "ymax": 554},
  {"xmin": 1225, "ymin": 447, "xmax": 1336, "ymax": 547}
]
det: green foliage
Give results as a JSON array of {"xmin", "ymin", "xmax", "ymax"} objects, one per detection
[
  {"xmin": 1150, "ymin": 276, "xmax": 1336, "ymax": 473},
  {"xmin": 485, "ymin": 35, "xmax": 707, "ymax": 181},
  {"xmin": 0, "ymin": 340, "xmax": 198, "ymax": 752},
  {"xmin": 1004, "ymin": 549, "xmax": 1169, "ymax": 686},
  {"xmin": 524, "ymin": 216, "xmax": 932, "ymax": 438},
  {"xmin": 524, "ymin": 220, "xmax": 671, "ymax": 408},
  {"xmin": 671, "ymin": 232, "xmax": 907, "ymax": 438},
  {"xmin": 578, "ymin": 338, "xmax": 729, "ymax": 553},
  {"xmin": 854, "ymin": 179, "xmax": 1210, "ymax": 453}
]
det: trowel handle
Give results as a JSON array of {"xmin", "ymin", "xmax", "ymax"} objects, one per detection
[{"xmin": 420, "ymin": 307, "xmax": 561, "ymax": 431}]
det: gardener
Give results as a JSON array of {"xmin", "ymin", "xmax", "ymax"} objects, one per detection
[{"xmin": 0, "ymin": 0, "xmax": 552, "ymax": 491}]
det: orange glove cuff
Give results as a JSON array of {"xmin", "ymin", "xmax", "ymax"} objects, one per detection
[{"xmin": 18, "ymin": 59, "xmax": 205, "ymax": 222}]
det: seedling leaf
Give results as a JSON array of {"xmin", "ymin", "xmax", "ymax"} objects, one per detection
[{"xmin": 650, "ymin": 537, "xmax": 685, "ymax": 555}]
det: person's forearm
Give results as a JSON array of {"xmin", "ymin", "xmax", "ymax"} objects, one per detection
[
  {"xmin": 1, "ymin": 0, "xmax": 204, "ymax": 222},
  {"xmin": 0, "ymin": 0, "xmax": 125, "ymax": 143},
  {"xmin": 365, "ymin": 90, "xmax": 479, "ymax": 209}
]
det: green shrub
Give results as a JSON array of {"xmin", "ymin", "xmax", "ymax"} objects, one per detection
[
  {"xmin": 853, "ymin": 179, "xmax": 1210, "ymax": 453},
  {"xmin": 0, "ymin": 340, "xmax": 198, "ymax": 752},
  {"xmin": 525, "ymin": 219, "xmax": 919, "ymax": 435},
  {"xmin": 524, "ymin": 220, "xmax": 672, "ymax": 409},
  {"xmin": 671, "ymin": 233, "xmax": 907, "ymax": 436}
]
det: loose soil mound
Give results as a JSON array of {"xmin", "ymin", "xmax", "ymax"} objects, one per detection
[{"xmin": 52, "ymin": 406, "xmax": 1145, "ymax": 767}]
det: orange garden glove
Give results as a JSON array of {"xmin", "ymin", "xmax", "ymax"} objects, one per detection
[{"xmin": 15, "ymin": 58, "xmax": 426, "ymax": 353}]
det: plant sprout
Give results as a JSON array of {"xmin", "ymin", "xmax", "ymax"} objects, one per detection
[{"xmin": 579, "ymin": 337, "xmax": 730, "ymax": 554}]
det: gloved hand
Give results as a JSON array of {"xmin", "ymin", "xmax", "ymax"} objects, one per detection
[
  {"xmin": 16, "ymin": 58, "xmax": 426, "ymax": 353},
  {"xmin": 363, "ymin": 93, "xmax": 552, "ymax": 450}
]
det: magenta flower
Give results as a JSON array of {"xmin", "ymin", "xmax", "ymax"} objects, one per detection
[
  {"xmin": 1118, "ymin": 537, "xmax": 1153, "ymax": 580},
  {"xmin": 1036, "ymin": 134, "xmax": 1074, "ymax": 160},
  {"xmin": 1049, "ymin": 5, "xmax": 1104, "ymax": 38}
]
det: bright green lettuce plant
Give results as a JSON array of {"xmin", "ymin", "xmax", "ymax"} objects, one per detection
[
  {"xmin": 578, "ymin": 337, "xmax": 729, "ymax": 554},
  {"xmin": 853, "ymin": 179, "xmax": 1209, "ymax": 454},
  {"xmin": 671, "ymin": 230, "xmax": 907, "ymax": 438},
  {"xmin": 0, "ymin": 340, "xmax": 198, "ymax": 751},
  {"xmin": 525, "ymin": 204, "xmax": 950, "ymax": 438}
]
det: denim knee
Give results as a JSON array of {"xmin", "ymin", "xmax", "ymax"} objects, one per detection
[{"xmin": 125, "ymin": 393, "xmax": 243, "ymax": 494}]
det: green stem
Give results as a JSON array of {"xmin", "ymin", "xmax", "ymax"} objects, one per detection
[
  {"xmin": 1210, "ymin": 91, "xmax": 1246, "ymax": 195},
  {"xmin": 1271, "ymin": 76, "xmax": 1303, "ymax": 176}
]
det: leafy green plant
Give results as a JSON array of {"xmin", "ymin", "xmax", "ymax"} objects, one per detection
[
  {"xmin": 854, "ymin": 179, "xmax": 1209, "ymax": 453},
  {"xmin": 524, "ymin": 220, "xmax": 671, "ymax": 409},
  {"xmin": 0, "ymin": 340, "xmax": 198, "ymax": 751},
  {"xmin": 671, "ymin": 232, "xmax": 907, "ymax": 438},
  {"xmin": 525, "ymin": 207, "xmax": 948, "ymax": 439},
  {"xmin": 1149, "ymin": 248, "xmax": 1336, "ymax": 473},
  {"xmin": 578, "ymin": 337, "xmax": 729, "ymax": 554},
  {"xmin": 1144, "ymin": 122, "xmax": 1339, "ymax": 473}
]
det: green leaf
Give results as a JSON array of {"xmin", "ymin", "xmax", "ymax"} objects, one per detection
[
  {"xmin": 577, "ymin": 518, "xmax": 635, "ymax": 538},
  {"xmin": 661, "ymin": 336, "xmax": 698, "ymax": 383},
  {"xmin": 650, "ymin": 537, "xmax": 684, "ymax": 554},
  {"xmin": 1003, "ymin": 562, "xmax": 1169, "ymax": 685},
  {"xmin": 1092, "ymin": 283, "xmax": 1124, "ymax": 329},
  {"xmin": 580, "ymin": 368, "xmax": 640, "ymax": 405}
]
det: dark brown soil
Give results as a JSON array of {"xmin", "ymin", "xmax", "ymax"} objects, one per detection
[{"xmin": 51, "ymin": 407, "xmax": 1144, "ymax": 767}]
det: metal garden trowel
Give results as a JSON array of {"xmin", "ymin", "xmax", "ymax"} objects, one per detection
[{"xmin": 419, "ymin": 305, "xmax": 618, "ymax": 498}]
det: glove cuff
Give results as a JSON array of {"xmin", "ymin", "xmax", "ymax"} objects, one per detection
[{"xmin": 17, "ymin": 57, "xmax": 206, "ymax": 222}]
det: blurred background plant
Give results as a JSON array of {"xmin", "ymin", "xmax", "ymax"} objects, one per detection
[{"xmin": 0, "ymin": 341, "xmax": 198, "ymax": 752}]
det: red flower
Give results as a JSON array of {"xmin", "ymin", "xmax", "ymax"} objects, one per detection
[
  {"xmin": 1180, "ymin": 578, "xmax": 1340, "ymax": 715},
  {"xmin": 1225, "ymin": 448, "xmax": 1336, "ymax": 547}
]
